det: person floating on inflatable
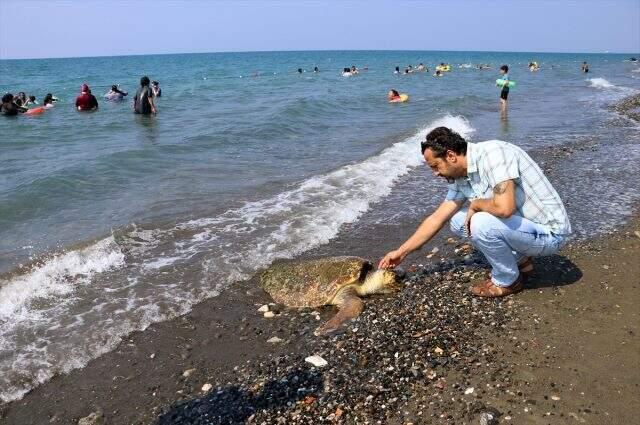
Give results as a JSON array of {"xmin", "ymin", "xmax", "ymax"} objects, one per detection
[
  {"xmin": 434, "ymin": 70, "xmax": 443, "ymax": 77},
  {"xmin": 388, "ymin": 89, "xmax": 409, "ymax": 103},
  {"xmin": 436, "ymin": 63, "xmax": 451, "ymax": 72},
  {"xmin": 104, "ymin": 85, "xmax": 128, "ymax": 101},
  {"xmin": 528, "ymin": 61, "xmax": 539, "ymax": 71}
]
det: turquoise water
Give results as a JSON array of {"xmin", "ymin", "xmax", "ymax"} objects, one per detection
[{"xmin": 1, "ymin": 50, "xmax": 639, "ymax": 402}]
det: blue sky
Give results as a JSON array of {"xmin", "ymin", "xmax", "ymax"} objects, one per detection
[{"xmin": 1, "ymin": 0, "xmax": 638, "ymax": 59}]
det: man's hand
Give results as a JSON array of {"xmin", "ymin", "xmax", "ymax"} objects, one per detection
[
  {"xmin": 378, "ymin": 249, "xmax": 407, "ymax": 269},
  {"xmin": 464, "ymin": 204, "xmax": 478, "ymax": 236}
]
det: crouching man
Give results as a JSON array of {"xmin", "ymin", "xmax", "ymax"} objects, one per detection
[{"xmin": 379, "ymin": 127, "xmax": 571, "ymax": 297}]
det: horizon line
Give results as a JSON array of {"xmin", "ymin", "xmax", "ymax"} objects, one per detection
[{"xmin": 1, "ymin": 48, "xmax": 639, "ymax": 61}]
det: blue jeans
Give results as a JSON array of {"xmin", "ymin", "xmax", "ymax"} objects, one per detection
[{"xmin": 450, "ymin": 209, "xmax": 566, "ymax": 287}]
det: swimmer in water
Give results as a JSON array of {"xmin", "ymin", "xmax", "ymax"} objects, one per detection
[
  {"xmin": 298, "ymin": 68, "xmax": 303, "ymax": 74},
  {"xmin": 351, "ymin": 65, "xmax": 359, "ymax": 74},
  {"xmin": 25, "ymin": 95, "xmax": 37, "ymax": 105},
  {"xmin": 581, "ymin": 61, "xmax": 589, "ymax": 73},
  {"xmin": 151, "ymin": 81, "xmax": 161, "ymax": 97},
  {"xmin": 43, "ymin": 93, "xmax": 55, "ymax": 108},
  {"xmin": 1, "ymin": 93, "xmax": 24, "ymax": 116},
  {"xmin": 342, "ymin": 67, "xmax": 352, "ymax": 77},
  {"xmin": 387, "ymin": 89, "xmax": 401, "ymax": 102},
  {"xmin": 105, "ymin": 85, "xmax": 128, "ymax": 100},
  {"xmin": 394, "ymin": 66, "xmax": 400, "ymax": 74},
  {"xmin": 76, "ymin": 84, "xmax": 99, "ymax": 111},
  {"xmin": 314, "ymin": 66, "xmax": 319, "ymax": 73}
]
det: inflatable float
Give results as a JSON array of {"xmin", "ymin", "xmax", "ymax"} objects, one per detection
[
  {"xmin": 389, "ymin": 94, "xmax": 409, "ymax": 103},
  {"xmin": 496, "ymin": 79, "xmax": 516, "ymax": 88},
  {"xmin": 24, "ymin": 106, "xmax": 46, "ymax": 115}
]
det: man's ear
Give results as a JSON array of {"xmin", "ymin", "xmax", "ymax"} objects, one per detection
[{"xmin": 446, "ymin": 150, "xmax": 457, "ymax": 163}]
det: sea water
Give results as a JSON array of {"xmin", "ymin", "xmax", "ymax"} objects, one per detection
[{"xmin": 1, "ymin": 50, "xmax": 639, "ymax": 402}]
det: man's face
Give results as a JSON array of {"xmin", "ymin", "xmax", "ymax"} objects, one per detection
[{"xmin": 424, "ymin": 149, "xmax": 463, "ymax": 183}]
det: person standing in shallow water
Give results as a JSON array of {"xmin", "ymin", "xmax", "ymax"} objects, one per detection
[
  {"xmin": 379, "ymin": 127, "xmax": 571, "ymax": 298},
  {"xmin": 498, "ymin": 65, "xmax": 510, "ymax": 118},
  {"xmin": 134, "ymin": 76, "xmax": 157, "ymax": 115},
  {"xmin": 581, "ymin": 62, "xmax": 589, "ymax": 73}
]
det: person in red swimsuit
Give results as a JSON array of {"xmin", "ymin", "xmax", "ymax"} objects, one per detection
[{"xmin": 75, "ymin": 83, "xmax": 99, "ymax": 111}]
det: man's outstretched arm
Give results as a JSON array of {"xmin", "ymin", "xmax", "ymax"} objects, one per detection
[{"xmin": 379, "ymin": 199, "xmax": 464, "ymax": 269}]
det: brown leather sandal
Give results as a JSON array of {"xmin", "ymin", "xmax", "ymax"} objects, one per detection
[{"xmin": 470, "ymin": 276, "xmax": 524, "ymax": 298}]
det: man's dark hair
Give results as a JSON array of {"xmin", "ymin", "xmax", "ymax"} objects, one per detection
[
  {"xmin": 421, "ymin": 127, "xmax": 467, "ymax": 157},
  {"xmin": 140, "ymin": 76, "xmax": 150, "ymax": 86},
  {"xmin": 2, "ymin": 93, "xmax": 14, "ymax": 103},
  {"xmin": 500, "ymin": 65, "xmax": 509, "ymax": 72}
]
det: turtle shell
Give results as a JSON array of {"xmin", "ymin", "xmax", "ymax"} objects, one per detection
[{"xmin": 260, "ymin": 256, "xmax": 372, "ymax": 308}]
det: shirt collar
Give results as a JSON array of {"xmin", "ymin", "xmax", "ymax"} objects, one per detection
[{"xmin": 465, "ymin": 142, "xmax": 478, "ymax": 175}]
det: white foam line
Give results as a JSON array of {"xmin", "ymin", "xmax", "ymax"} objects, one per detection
[{"xmin": 0, "ymin": 237, "xmax": 125, "ymax": 322}]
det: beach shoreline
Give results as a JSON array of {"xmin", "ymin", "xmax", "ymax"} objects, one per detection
[{"xmin": 1, "ymin": 189, "xmax": 638, "ymax": 422}]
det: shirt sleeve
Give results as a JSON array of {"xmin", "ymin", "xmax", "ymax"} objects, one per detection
[
  {"xmin": 445, "ymin": 183, "xmax": 467, "ymax": 201},
  {"xmin": 483, "ymin": 147, "xmax": 520, "ymax": 188}
]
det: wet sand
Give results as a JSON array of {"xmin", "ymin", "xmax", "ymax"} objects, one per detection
[{"xmin": 1, "ymin": 212, "xmax": 638, "ymax": 424}]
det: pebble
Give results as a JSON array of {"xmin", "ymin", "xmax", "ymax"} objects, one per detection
[
  {"xmin": 267, "ymin": 336, "xmax": 283, "ymax": 343},
  {"xmin": 551, "ymin": 395, "xmax": 560, "ymax": 401},
  {"xmin": 157, "ymin": 261, "xmax": 518, "ymax": 424},
  {"xmin": 305, "ymin": 355, "xmax": 328, "ymax": 368},
  {"xmin": 464, "ymin": 387, "xmax": 474, "ymax": 395},
  {"xmin": 77, "ymin": 411, "xmax": 104, "ymax": 425},
  {"xmin": 257, "ymin": 304, "xmax": 270, "ymax": 313},
  {"xmin": 479, "ymin": 411, "xmax": 497, "ymax": 425},
  {"xmin": 182, "ymin": 368, "xmax": 196, "ymax": 378},
  {"xmin": 201, "ymin": 383, "xmax": 213, "ymax": 392},
  {"xmin": 263, "ymin": 311, "xmax": 275, "ymax": 318}
]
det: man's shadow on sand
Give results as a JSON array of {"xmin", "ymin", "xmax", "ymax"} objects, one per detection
[
  {"xmin": 524, "ymin": 254, "xmax": 582, "ymax": 289},
  {"xmin": 155, "ymin": 368, "xmax": 323, "ymax": 425},
  {"xmin": 418, "ymin": 253, "xmax": 582, "ymax": 290}
]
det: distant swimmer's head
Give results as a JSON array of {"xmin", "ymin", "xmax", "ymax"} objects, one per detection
[
  {"xmin": 421, "ymin": 127, "xmax": 468, "ymax": 182},
  {"xmin": 140, "ymin": 76, "xmax": 150, "ymax": 86},
  {"xmin": 395, "ymin": 66, "xmax": 400, "ymax": 72},
  {"xmin": 111, "ymin": 85, "xmax": 118, "ymax": 91},
  {"xmin": 43, "ymin": 94, "xmax": 53, "ymax": 105},
  {"xmin": 2, "ymin": 93, "xmax": 13, "ymax": 103},
  {"xmin": 29, "ymin": 95, "xmax": 36, "ymax": 102},
  {"xmin": 15, "ymin": 98, "xmax": 23, "ymax": 106},
  {"xmin": 298, "ymin": 68, "xmax": 303, "ymax": 73},
  {"xmin": 388, "ymin": 89, "xmax": 400, "ymax": 100},
  {"xmin": 500, "ymin": 65, "xmax": 508, "ymax": 74},
  {"xmin": 152, "ymin": 81, "xmax": 159, "ymax": 87},
  {"xmin": 314, "ymin": 66, "xmax": 319, "ymax": 72}
]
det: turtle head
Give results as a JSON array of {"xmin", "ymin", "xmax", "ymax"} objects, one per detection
[{"xmin": 358, "ymin": 269, "xmax": 402, "ymax": 295}]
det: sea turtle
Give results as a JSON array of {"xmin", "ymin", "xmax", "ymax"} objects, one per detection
[{"xmin": 260, "ymin": 256, "xmax": 401, "ymax": 335}]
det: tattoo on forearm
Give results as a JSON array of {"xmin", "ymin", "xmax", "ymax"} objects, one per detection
[{"xmin": 493, "ymin": 182, "xmax": 508, "ymax": 195}]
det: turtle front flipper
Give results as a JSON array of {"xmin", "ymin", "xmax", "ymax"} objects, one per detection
[{"xmin": 314, "ymin": 287, "xmax": 364, "ymax": 336}]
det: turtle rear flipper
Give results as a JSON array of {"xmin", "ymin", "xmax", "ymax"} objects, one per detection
[{"xmin": 314, "ymin": 287, "xmax": 364, "ymax": 336}]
